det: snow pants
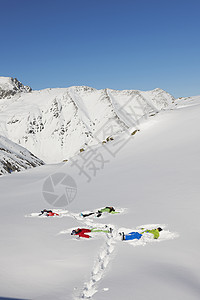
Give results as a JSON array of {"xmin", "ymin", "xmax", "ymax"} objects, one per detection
[{"xmin": 124, "ymin": 232, "xmax": 142, "ymax": 240}]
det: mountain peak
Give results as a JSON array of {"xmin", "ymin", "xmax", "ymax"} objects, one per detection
[{"xmin": 0, "ymin": 77, "xmax": 32, "ymax": 99}]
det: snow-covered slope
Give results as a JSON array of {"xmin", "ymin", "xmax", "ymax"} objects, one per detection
[
  {"xmin": 0, "ymin": 135, "xmax": 44, "ymax": 175},
  {"xmin": 0, "ymin": 96, "xmax": 199, "ymax": 300},
  {"xmin": 0, "ymin": 77, "xmax": 175, "ymax": 163}
]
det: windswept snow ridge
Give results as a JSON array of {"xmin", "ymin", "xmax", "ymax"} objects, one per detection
[
  {"xmin": 0, "ymin": 77, "xmax": 175, "ymax": 163},
  {"xmin": 0, "ymin": 135, "xmax": 44, "ymax": 175}
]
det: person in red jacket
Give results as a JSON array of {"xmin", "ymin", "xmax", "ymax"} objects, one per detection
[
  {"xmin": 71, "ymin": 227, "xmax": 112, "ymax": 238},
  {"xmin": 39, "ymin": 209, "xmax": 59, "ymax": 217},
  {"xmin": 47, "ymin": 211, "xmax": 59, "ymax": 217}
]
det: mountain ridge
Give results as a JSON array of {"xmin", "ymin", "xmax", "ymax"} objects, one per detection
[{"xmin": 0, "ymin": 77, "xmax": 175, "ymax": 163}]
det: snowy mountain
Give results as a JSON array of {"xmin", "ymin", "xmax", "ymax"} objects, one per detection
[
  {"xmin": 0, "ymin": 95, "xmax": 199, "ymax": 300},
  {"xmin": 0, "ymin": 135, "xmax": 44, "ymax": 175},
  {"xmin": 0, "ymin": 76, "xmax": 32, "ymax": 98},
  {"xmin": 0, "ymin": 77, "xmax": 175, "ymax": 163}
]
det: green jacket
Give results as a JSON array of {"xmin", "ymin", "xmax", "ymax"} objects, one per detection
[
  {"xmin": 142, "ymin": 229, "xmax": 160, "ymax": 239},
  {"xmin": 99, "ymin": 207, "xmax": 119, "ymax": 214}
]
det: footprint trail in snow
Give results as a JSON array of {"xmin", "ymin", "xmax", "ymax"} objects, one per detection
[{"xmin": 79, "ymin": 228, "xmax": 116, "ymax": 299}]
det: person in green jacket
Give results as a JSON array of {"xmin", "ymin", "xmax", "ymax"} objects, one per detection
[
  {"xmin": 96, "ymin": 206, "xmax": 118, "ymax": 217},
  {"xmin": 81, "ymin": 206, "xmax": 119, "ymax": 218},
  {"xmin": 121, "ymin": 227, "xmax": 162, "ymax": 241},
  {"xmin": 141, "ymin": 228, "xmax": 162, "ymax": 239}
]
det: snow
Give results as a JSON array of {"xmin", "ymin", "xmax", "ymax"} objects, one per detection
[
  {"xmin": 0, "ymin": 78, "xmax": 175, "ymax": 163},
  {"xmin": 0, "ymin": 95, "xmax": 200, "ymax": 299},
  {"xmin": 0, "ymin": 77, "xmax": 31, "ymax": 97},
  {"xmin": 0, "ymin": 77, "xmax": 15, "ymax": 90},
  {"xmin": 0, "ymin": 135, "xmax": 44, "ymax": 175}
]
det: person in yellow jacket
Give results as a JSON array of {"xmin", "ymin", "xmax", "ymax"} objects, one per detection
[
  {"xmin": 121, "ymin": 227, "xmax": 162, "ymax": 241},
  {"xmin": 81, "ymin": 206, "xmax": 119, "ymax": 218}
]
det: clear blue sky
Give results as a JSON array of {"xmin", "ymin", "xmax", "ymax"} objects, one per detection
[{"xmin": 1, "ymin": 0, "xmax": 200, "ymax": 98}]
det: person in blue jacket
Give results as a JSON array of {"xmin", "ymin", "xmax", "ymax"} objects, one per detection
[{"xmin": 120, "ymin": 227, "xmax": 162, "ymax": 241}]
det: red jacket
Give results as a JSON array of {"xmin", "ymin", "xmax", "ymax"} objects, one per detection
[
  {"xmin": 75, "ymin": 228, "xmax": 92, "ymax": 238},
  {"xmin": 47, "ymin": 212, "xmax": 59, "ymax": 216}
]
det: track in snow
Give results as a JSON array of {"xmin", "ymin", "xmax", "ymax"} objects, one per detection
[{"xmin": 79, "ymin": 228, "xmax": 116, "ymax": 299}]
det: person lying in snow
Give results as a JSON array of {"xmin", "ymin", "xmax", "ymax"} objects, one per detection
[
  {"xmin": 39, "ymin": 209, "xmax": 59, "ymax": 217},
  {"xmin": 120, "ymin": 227, "xmax": 163, "ymax": 241},
  {"xmin": 71, "ymin": 227, "xmax": 113, "ymax": 238},
  {"xmin": 81, "ymin": 206, "xmax": 118, "ymax": 218}
]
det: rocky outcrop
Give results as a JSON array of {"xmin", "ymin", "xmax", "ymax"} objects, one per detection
[
  {"xmin": 0, "ymin": 77, "xmax": 32, "ymax": 99},
  {"xmin": 0, "ymin": 135, "xmax": 44, "ymax": 175}
]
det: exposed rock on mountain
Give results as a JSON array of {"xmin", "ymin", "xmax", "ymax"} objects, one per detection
[
  {"xmin": 0, "ymin": 135, "xmax": 44, "ymax": 175},
  {"xmin": 0, "ymin": 77, "xmax": 32, "ymax": 99},
  {"xmin": 0, "ymin": 77, "xmax": 175, "ymax": 163}
]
